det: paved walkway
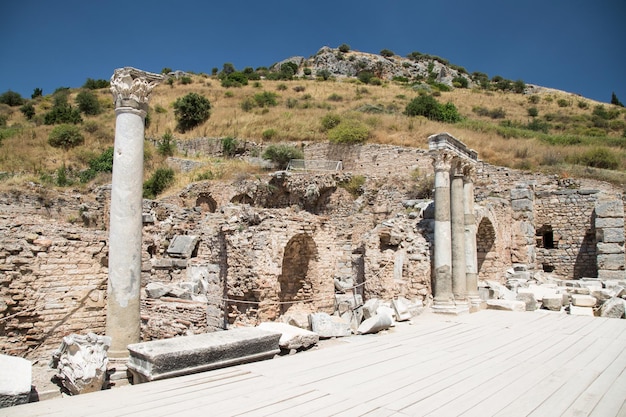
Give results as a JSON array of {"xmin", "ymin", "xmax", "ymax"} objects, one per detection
[{"xmin": 6, "ymin": 309, "xmax": 626, "ymax": 416}]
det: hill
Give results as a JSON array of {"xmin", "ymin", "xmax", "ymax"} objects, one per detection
[{"xmin": 0, "ymin": 46, "xmax": 625, "ymax": 194}]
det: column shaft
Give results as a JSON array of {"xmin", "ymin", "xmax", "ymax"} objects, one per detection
[
  {"xmin": 432, "ymin": 153, "xmax": 453, "ymax": 306},
  {"xmin": 451, "ymin": 167, "xmax": 466, "ymax": 301},
  {"xmin": 463, "ymin": 169, "xmax": 480, "ymax": 306}
]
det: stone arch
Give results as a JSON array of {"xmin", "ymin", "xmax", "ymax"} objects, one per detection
[
  {"xmin": 278, "ymin": 233, "xmax": 318, "ymax": 315},
  {"xmin": 476, "ymin": 216, "xmax": 497, "ymax": 278},
  {"xmin": 231, "ymin": 193, "xmax": 253, "ymax": 206},
  {"xmin": 195, "ymin": 193, "xmax": 217, "ymax": 212}
]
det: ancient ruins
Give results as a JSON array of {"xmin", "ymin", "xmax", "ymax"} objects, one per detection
[{"xmin": 1, "ymin": 70, "xmax": 625, "ymax": 401}]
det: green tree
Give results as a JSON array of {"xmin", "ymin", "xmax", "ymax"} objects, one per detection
[
  {"xmin": 262, "ymin": 144, "xmax": 304, "ymax": 170},
  {"xmin": 76, "ymin": 90, "xmax": 101, "ymax": 115},
  {"xmin": 157, "ymin": 131, "xmax": 176, "ymax": 156},
  {"xmin": 48, "ymin": 124, "xmax": 84, "ymax": 150},
  {"xmin": 172, "ymin": 93, "xmax": 211, "ymax": 132},
  {"xmin": 0, "ymin": 90, "xmax": 24, "ymax": 106},
  {"xmin": 380, "ymin": 49, "xmax": 395, "ymax": 57},
  {"xmin": 82, "ymin": 78, "xmax": 110, "ymax": 89},
  {"xmin": 611, "ymin": 92, "xmax": 624, "ymax": 107},
  {"xmin": 31, "ymin": 88, "xmax": 43, "ymax": 99},
  {"xmin": 405, "ymin": 95, "xmax": 441, "ymax": 119},
  {"xmin": 338, "ymin": 43, "xmax": 351, "ymax": 53}
]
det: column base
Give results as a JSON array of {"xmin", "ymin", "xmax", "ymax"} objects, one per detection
[
  {"xmin": 432, "ymin": 300, "xmax": 469, "ymax": 315},
  {"xmin": 468, "ymin": 295, "xmax": 485, "ymax": 312},
  {"xmin": 107, "ymin": 357, "xmax": 131, "ymax": 387}
]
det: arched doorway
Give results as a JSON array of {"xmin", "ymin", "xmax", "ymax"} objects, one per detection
[
  {"xmin": 278, "ymin": 234, "xmax": 318, "ymax": 315},
  {"xmin": 195, "ymin": 193, "xmax": 217, "ymax": 212},
  {"xmin": 476, "ymin": 217, "xmax": 497, "ymax": 278}
]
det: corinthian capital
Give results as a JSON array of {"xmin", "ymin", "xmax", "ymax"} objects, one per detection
[
  {"xmin": 431, "ymin": 151, "xmax": 454, "ymax": 173},
  {"xmin": 110, "ymin": 67, "xmax": 165, "ymax": 111}
]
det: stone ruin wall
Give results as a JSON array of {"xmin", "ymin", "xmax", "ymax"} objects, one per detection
[{"xmin": 1, "ymin": 142, "xmax": 624, "ymax": 361}]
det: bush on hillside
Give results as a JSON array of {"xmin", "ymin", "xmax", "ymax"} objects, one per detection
[
  {"xmin": 143, "ymin": 168, "xmax": 175, "ymax": 199},
  {"xmin": 254, "ymin": 91, "xmax": 278, "ymax": 107},
  {"xmin": 222, "ymin": 136, "xmax": 238, "ymax": 157},
  {"xmin": 328, "ymin": 119, "xmax": 370, "ymax": 144},
  {"xmin": 338, "ymin": 44, "xmax": 351, "ymax": 53},
  {"xmin": 320, "ymin": 113, "xmax": 341, "ymax": 131},
  {"xmin": 568, "ymin": 147, "xmax": 620, "ymax": 170},
  {"xmin": 380, "ymin": 49, "xmax": 395, "ymax": 57},
  {"xmin": 405, "ymin": 95, "xmax": 461, "ymax": 122},
  {"xmin": 48, "ymin": 124, "xmax": 84, "ymax": 150},
  {"xmin": 44, "ymin": 104, "xmax": 83, "ymax": 125},
  {"xmin": 82, "ymin": 78, "xmax": 110, "ymax": 89},
  {"xmin": 20, "ymin": 102, "xmax": 35, "ymax": 120},
  {"xmin": 31, "ymin": 88, "xmax": 43, "ymax": 99},
  {"xmin": 173, "ymin": 93, "xmax": 211, "ymax": 132},
  {"xmin": 76, "ymin": 90, "xmax": 101, "ymax": 115},
  {"xmin": 79, "ymin": 147, "xmax": 114, "ymax": 183},
  {"xmin": 157, "ymin": 131, "xmax": 176, "ymax": 156},
  {"xmin": 0, "ymin": 90, "xmax": 24, "ymax": 107},
  {"xmin": 262, "ymin": 144, "xmax": 303, "ymax": 170}
]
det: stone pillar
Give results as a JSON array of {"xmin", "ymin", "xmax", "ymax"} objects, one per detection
[
  {"xmin": 450, "ymin": 161, "xmax": 466, "ymax": 302},
  {"xmin": 106, "ymin": 68, "xmax": 163, "ymax": 362},
  {"xmin": 463, "ymin": 165, "xmax": 481, "ymax": 307},
  {"xmin": 432, "ymin": 152, "xmax": 455, "ymax": 309}
]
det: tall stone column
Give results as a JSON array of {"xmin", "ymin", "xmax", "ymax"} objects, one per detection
[
  {"xmin": 432, "ymin": 152, "xmax": 455, "ymax": 310},
  {"xmin": 463, "ymin": 165, "xmax": 481, "ymax": 307},
  {"xmin": 106, "ymin": 68, "xmax": 163, "ymax": 362},
  {"xmin": 450, "ymin": 161, "xmax": 467, "ymax": 302}
]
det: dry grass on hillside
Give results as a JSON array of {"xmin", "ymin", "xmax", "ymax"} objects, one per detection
[{"xmin": 1, "ymin": 73, "xmax": 625, "ymax": 192}]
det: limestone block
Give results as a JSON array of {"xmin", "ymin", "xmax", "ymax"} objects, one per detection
[
  {"xmin": 571, "ymin": 294, "xmax": 597, "ymax": 307},
  {"xmin": 569, "ymin": 305, "xmax": 595, "ymax": 316},
  {"xmin": 335, "ymin": 294, "xmax": 362, "ymax": 315},
  {"xmin": 284, "ymin": 312, "xmax": 311, "ymax": 330},
  {"xmin": 49, "ymin": 333, "xmax": 111, "ymax": 395},
  {"xmin": 597, "ymin": 254, "xmax": 626, "ymax": 271},
  {"xmin": 516, "ymin": 292, "xmax": 538, "ymax": 311},
  {"xmin": 357, "ymin": 312, "xmax": 394, "ymax": 335},
  {"xmin": 362, "ymin": 299, "xmax": 380, "ymax": 320},
  {"xmin": 596, "ymin": 242, "xmax": 625, "ymax": 254},
  {"xmin": 257, "ymin": 322, "xmax": 319, "ymax": 350},
  {"xmin": 511, "ymin": 199, "xmax": 533, "ymax": 212},
  {"xmin": 542, "ymin": 296, "xmax": 563, "ymax": 311},
  {"xmin": 595, "ymin": 217, "xmax": 625, "ymax": 229},
  {"xmin": 166, "ymin": 235, "xmax": 199, "ymax": 258},
  {"xmin": 376, "ymin": 305, "xmax": 396, "ymax": 325},
  {"xmin": 145, "ymin": 282, "xmax": 171, "ymax": 299},
  {"xmin": 510, "ymin": 188, "xmax": 533, "ymax": 200},
  {"xmin": 594, "ymin": 200, "xmax": 624, "ymax": 218},
  {"xmin": 598, "ymin": 271, "xmax": 626, "ymax": 280},
  {"xmin": 600, "ymin": 298, "xmax": 625, "ymax": 319},
  {"xmin": 309, "ymin": 313, "xmax": 351, "ymax": 338},
  {"xmin": 485, "ymin": 280, "xmax": 517, "ymax": 301},
  {"xmin": 0, "ymin": 354, "xmax": 31, "ymax": 408},
  {"xmin": 127, "ymin": 328, "xmax": 281, "ymax": 383},
  {"xmin": 392, "ymin": 298, "xmax": 412, "ymax": 321},
  {"xmin": 597, "ymin": 228, "xmax": 625, "ymax": 244},
  {"xmin": 485, "ymin": 300, "xmax": 526, "ymax": 312},
  {"xmin": 166, "ymin": 286, "xmax": 192, "ymax": 300}
]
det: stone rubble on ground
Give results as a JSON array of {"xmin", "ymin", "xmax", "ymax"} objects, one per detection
[{"xmin": 0, "ymin": 354, "xmax": 31, "ymax": 408}]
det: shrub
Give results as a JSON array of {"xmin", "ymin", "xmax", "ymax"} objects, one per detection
[
  {"xmin": 44, "ymin": 104, "xmax": 83, "ymax": 125},
  {"xmin": 328, "ymin": 93, "xmax": 343, "ymax": 102},
  {"xmin": 180, "ymin": 76, "xmax": 192, "ymax": 85},
  {"xmin": 143, "ymin": 168, "xmax": 175, "ymax": 199},
  {"xmin": 557, "ymin": 98, "xmax": 570, "ymax": 108},
  {"xmin": 0, "ymin": 90, "xmax": 24, "ymax": 106},
  {"xmin": 276, "ymin": 83, "xmax": 288, "ymax": 91},
  {"xmin": 222, "ymin": 136, "xmax": 238, "ymax": 157},
  {"xmin": 154, "ymin": 104, "xmax": 167, "ymax": 114},
  {"xmin": 338, "ymin": 43, "xmax": 351, "ymax": 53},
  {"xmin": 406, "ymin": 95, "xmax": 440, "ymax": 119},
  {"xmin": 293, "ymin": 86, "xmax": 305, "ymax": 93},
  {"xmin": 513, "ymin": 79, "xmax": 526, "ymax": 94},
  {"xmin": 340, "ymin": 175, "xmax": 365, "ymax": 197},
  {"xmin": 528, "ymin": 95, "xmax": 541, "ymax": 104},
  {"xmin": 320, "ymin": 113, "xmax": 341, "ymax": 130},
  {"xmin": 452, "ymin": 76, "xmax": 468, "ymax": 88},
  {"xmin": 570, "ymin": 147, "xmax": 620, "ymax": 170},
  {"xmin": 328, "ymin": 119, "xmax": 370, "ymax": 144},
  {"xmin": 55, "ymin": 164, "xmax": 72, "ymax": 187},
  {"xmin": 157, "ymin": 131, "xmax": 176, "ymax": 156},
  {"xmin": 172, "ymin": 93, "xmax": 211, "ymax": 132},
  {"xmin": 262, "ymin": 129, "xmax": 277, "ymax": 140},
  {"xmin": 439, "ymin": 102, "xmax": 462, "ymax": 123},
  {"xmin": 221, "ymin": 71, "xmax": 248, "ymax": 87},
  {"xmin": 303, "ymin": 68, "xmax": 312, "ymax": 76},
  {"xmin": 240, "ymin": 98, "xmax": 255, "ymax": 112},
  {"xmin": 611, "ymin": 92, "xmax": 624, "ymax": 107},
  {"xmin": 20, "ymin": 102, "xmax": 35, "ymax": 120},
  {"xmin": 262, "ymin": 144, "xmax": 303, "ymax": 170},
  {"xmin": 286, "ymin": 98, "xmax": 298, "ymax": 109},
  {"xmin": 48, "ymin": 124, "xmax": 84, "ymax": 150},
  {"xmin": 527, "ymin": 107, "xmax": 539, "ymax": 118},
  {"xmin": 357, "ymin": 71, "xmax": 374, "ymax": 85},
  {"xmin": 316, "ymin": 69, "xmax": 331, "ymax": 80},
  {"xmin": 82, "ymin": 78, "xmax": 110, "ymax": 89},
  {"xmin": 253, "ymin": 91, "xmax": 278, "ymax": 107},
  {"xmin": 76, "ymin": 90, "xmax": 101, "ymax": 115},
  {"xmin": 577, "ymin": 100, "xmax": 589, "ymax": 109},
  {"xmin": 526, "ymin": 119, "xmax": 550, "ymax": 133},
  {"xmin": 380, "ymin": 49, "xmax": 395, "ymax": 57}
]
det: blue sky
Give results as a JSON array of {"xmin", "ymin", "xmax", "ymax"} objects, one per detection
[{"xmin": 1, "ymin": 0, "xmax": 624, "ymax": 104}]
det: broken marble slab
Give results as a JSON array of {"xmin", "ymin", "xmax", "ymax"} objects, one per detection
[
  {"xmin": 569, "ymin": 305, "xmax": 595, "ymax": 316},
  {"xmin": 516, "ymin": 292, "xmax": 538, "ymax": 311},
  {"xmin": 392, "ymin": 298, "xmax": 412, "ymax": 321},
  {"xmin": 357, "ymin": 312, "xmax": 394, "ymax": 335},
  {"xmin": 257, "ymin": 322, "xmax": 319, "ymax": 351},
  {"xmin": 127, "ymin": 327, "xmax": 281, "ymax": 383},
  {"xmin": 145, "ymin": 282, "xmax": 171, "ymax": 299},
  {"xmin": 485, "ymin": 299, "xmax": 526, "ymax": 312},
  {"xmin": 362, "ymin": 298, "xmax": 380, "ymax": 320},
  {"xmin": 309, "ymin": 312, "xmax": 352, "ymax": 338},
  {"xmin": 166, "ymin": 235, "xmax": 199, "ymax": 258},
  {"xmin": 0, "ymin": 354, "xmax": 31, "ymax": 408},
  {"xmin": 542, "ymin": 295, "xmax": 564, "ymax": 311},
  {"xmin": 600, "ymin": 297, "xmax": 625, "ymax": 318},
  {"xmin": 571, "ymin": 294, "xmax": 597, "ymax": 308}
]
